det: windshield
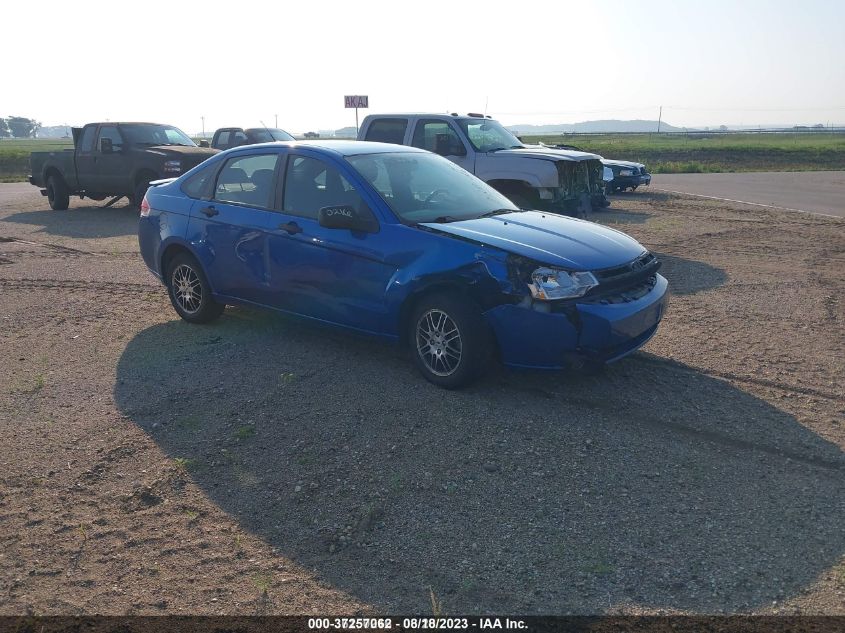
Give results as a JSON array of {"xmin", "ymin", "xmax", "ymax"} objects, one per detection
[
  {"xmin": 347, "ymin": 152, "xmax": 518, "ymax": 224},
  {"xmin": 248, "ymin": 128, "xmax": 295, "ymax": 143},
  {"xmin": 457, "ymin": 119, "xmax": 523, "ymax": 152},
  {"xmin": 121, "ymin": 124, "xmax": 196, "ymax": 147}
]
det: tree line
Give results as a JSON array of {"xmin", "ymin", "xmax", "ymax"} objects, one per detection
[{"xmin": 0, "ymin": 117, "xmax": 41, "ymax": 138}]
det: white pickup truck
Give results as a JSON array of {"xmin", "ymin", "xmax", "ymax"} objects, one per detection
[{"xmin": 357, "ymin": 113, "xmax": 607, "ymax": 217}]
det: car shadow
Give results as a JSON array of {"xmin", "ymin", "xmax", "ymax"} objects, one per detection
[
  {"xmin": 593, "ymin": 206, "xmax": 652, "ymax": 224},
  {"xmin": 114, "ymin": 307, "xmax": 843, "ymax": 614},
  {"xmin": 657, "ymin": 254, "xmax": 728, "ymax": 296},
  {"xmin": 3, "ymin": 201, "xmax": 137, "ymax": 239}
]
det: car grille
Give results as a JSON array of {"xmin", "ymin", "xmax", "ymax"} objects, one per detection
[
  {"xmin": 589, "ymin": 274, "xmax": 657, "ymax": 304},
  {"xmin": 582, "ymin": 252, "xmax": 661, "ymax": 304}
]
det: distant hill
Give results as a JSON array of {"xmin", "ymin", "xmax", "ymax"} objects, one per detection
[{"xmin": 507, "ymin": 120, "xmax": 683, "ymax": 134}]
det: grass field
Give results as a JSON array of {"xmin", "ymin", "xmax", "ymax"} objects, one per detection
[
  {"xmin": 521, "ymin": 132, "xmax": 845, "ymax": 173},
  {"xmin": 2, "ymin": 133, "xmax": 844, "ymax": 182}
]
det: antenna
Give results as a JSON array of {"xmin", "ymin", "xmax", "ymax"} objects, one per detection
[{"xmin": 484, "ymin": 96, "xmax": 489, "ymax": 117}]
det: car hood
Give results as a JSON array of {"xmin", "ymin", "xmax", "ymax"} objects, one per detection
[
  {"xmin": 489, "ymin": 147, "xmax": 603, "ymax": 162},
  {"xmin": 602, "ymin": 159, "xmax": 645, "ymax": 169},
  {"xmin": 421, "ymin": 211, "xmax": 646, "ymax": 270},
  {"xmin": 147, "ymin": 145, "xmax": 219, "ymax": 158}
]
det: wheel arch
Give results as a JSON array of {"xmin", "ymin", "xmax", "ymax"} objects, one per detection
[
  {"xmin": 43, "ymin": 165, "xmax": 65, "ymax": 185},
  {"xmin": 486, "ymin": 178, "xmax": 536, "ymax": 194},
  {"xmin": 396, "ymin": 272, "xmax": 506, "ymax": 349},
  {"xmin": 160, "ymin": 241, "xmax": 200, "ymax": 281}
]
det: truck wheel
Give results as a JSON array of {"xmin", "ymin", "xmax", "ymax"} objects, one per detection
[
  {"xmin": 133, "ymin": 179, "xmax": 152, "ymax": 210},
  {"xmin": 410, "ymin": 292, "xmax": 490, "ymax": 388},
  {"xmin": 46, "ymin": 175, "xmax": 70, "ymax": 210},
  {"xmin": 166, "ymin": 253, "xmax": 225, "ymax": 324}
]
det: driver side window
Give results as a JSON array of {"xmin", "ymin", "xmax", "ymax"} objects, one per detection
[
  {"xmin": 411, "ymin": 120, "xmax": 465, "ymax": 156},
  {"xmin": 98, "ymin": 125, "xmax": 123, "ymax": 152},
  {"xmin": 282, "ymin": 156, "xmax": 374, "ymax": 224}
]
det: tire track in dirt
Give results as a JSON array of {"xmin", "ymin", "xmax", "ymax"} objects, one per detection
[{"xmin": 0, "ymin": 278, "xmax": 158, "ymax": 296}]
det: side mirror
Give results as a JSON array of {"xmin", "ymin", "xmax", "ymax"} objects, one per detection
[
  {"xmin": 199, "ymin": 140, "xmax": 210, "ymax": 148},
  {"xmin": 318, "ymin": 205, "xmax": 377, "ymax": 233},
  {"xmin": 101, "ymin": 138, "xmax": 113, "ymax": 153}
]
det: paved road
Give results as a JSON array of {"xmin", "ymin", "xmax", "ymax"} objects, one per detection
[
  {"xmin": 651, "ymin": 171, "xmax": 845, "ymax": 218},
  {"xmin": 4, "ymin": 173, "xmax": 845, "ymax": 218}
]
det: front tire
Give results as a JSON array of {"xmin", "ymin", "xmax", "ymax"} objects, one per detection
[
  {"xmin": 166, "ymin": 253, "xmax": 224, "ymax": 323},
  {"xmin": 410, "ymin": 293, "xmax": 490, "ymax": 388},
  {"xmin": 46, "ymin": 175, "xmax": 70, "ymax": 210}
]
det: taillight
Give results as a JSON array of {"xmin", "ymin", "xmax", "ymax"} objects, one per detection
[{"xmin": 140, "ymin": 195, "xmax": 150, "ymax": 217}]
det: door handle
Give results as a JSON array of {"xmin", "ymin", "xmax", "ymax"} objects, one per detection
[
  {"xmin": 278, "ymin": 221, "xmax": 302, "ymax": 235},
  {"xmin": 200, "ymin": 205, "xmax": 219, "ymax": 217}
]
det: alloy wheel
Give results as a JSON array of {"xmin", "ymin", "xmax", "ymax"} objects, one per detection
[
  {"xmin": 172, "ymin": 264, "xmax": 202, "ymax": 314},
  {"xmin": 416, "ymin": 309, "xmax": 462, "ymax": 376}
]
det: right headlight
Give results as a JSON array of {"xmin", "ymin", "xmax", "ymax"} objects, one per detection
[{"xmin": 528, "ymin": 267, "xmax": 598, "ymax": 300}]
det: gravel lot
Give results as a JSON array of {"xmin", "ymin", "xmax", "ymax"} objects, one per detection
[{"xmin": 0, "ymin": 185, "xmax": 843, "ymax": 615}]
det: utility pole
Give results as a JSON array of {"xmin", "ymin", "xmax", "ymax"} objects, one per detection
[
  {"xmin": 657, "ymin": 106, "xmax": 662, "ymax": 133},
  {"xmin": 201, "ymin": 116, "xmax": 205, "ymax": 138},
  {"xmin": 275, "ymin": 114, "xmax": 278, "ymax": 128}
]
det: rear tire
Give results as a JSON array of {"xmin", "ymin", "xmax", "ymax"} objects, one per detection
[
  {"xmin": 46, "ymin": 175, "xmax": 70, "ymax": 210},
  {"xmin": 166, "ymin": 252, "xmax": 224, "ymax": 324},
  {"xmin": 410, "ymin": 292, "xmax": 490, "ymax": 388}
]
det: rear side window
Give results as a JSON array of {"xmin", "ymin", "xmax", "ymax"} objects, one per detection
[
  {"xmin": 364, "ymin": 118, "xmax": 408, "ymax": 144},
  {"xmin": 214, "ymin": 153, "xmax": 280, "ymax": 208},
  {"xmin": 181, "ymin": 161, "xmax": 219, "ymax": 199},
  {"xmin": 79, "ymin": 126, "xmax": 97, "ymax": 151}
]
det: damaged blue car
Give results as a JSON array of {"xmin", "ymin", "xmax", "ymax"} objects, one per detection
[{"xmin": 138, "ymin": 141, "xmax": 668, "ymax": 388}]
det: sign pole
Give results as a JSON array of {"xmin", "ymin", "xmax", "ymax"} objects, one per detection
[{"xmin": 345, "ymin": 95, "xmax": 368, "ymax": 138}]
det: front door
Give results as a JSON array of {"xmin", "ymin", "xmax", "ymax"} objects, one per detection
[
  {"xmin": 410, "ymin": 118, "xmax": 474, "ymax": 173},
  {"xmin": 266, "ymin": 151, "xmax": 397, "ymax": 333},
  {"xmin": 93, "ymin": 125, "xmax": 129, "ymax": 193}
]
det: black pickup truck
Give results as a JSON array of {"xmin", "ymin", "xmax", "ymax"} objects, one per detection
[{"xmin": 29, "ymin": 122, "xmax": 218, "ymax": 210}]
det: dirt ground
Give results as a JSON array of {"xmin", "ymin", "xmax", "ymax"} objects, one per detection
[{"xmin": 0, "ymin": 185, "xmax": 843, "ymax": 616}]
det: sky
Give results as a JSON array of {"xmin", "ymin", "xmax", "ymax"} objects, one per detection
[{"xmin": 3, "ymin": 0, "xmax": 844, "ymax": 134}]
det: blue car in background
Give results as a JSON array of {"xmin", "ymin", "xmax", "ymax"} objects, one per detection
[
  {"xmin": 603, "ymin": 159, "xmax": 652, "ymax": 193},
  {"xmin": 138, "ymin": 141, "xmax": 668, "ymax": 388}
]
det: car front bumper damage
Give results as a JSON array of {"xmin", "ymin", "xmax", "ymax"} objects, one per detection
[{"xmin": 483, "ymin": 273, "xmax": 669, "ymax": 369}]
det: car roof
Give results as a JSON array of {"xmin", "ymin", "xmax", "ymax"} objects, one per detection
[
  {"xmin": 365, "ymin": 113, "xmax": 487, "ymax": 122},
  {"xmin": 86, "ymin": 122, "xmax": 176, "ymax": 127},
  {"xmin": 227, "ymin": 140, "xmax": 429, "ymax": 157}
]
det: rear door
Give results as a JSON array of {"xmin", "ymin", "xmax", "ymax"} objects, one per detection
[{"xmin": 187, "ymin": 150, "xmax": 284, "ymax": 304}]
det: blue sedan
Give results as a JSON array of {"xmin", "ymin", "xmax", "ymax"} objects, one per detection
[{"xmin": 138, "ymin": 141, "xmax": 668, "ymax": 388}]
